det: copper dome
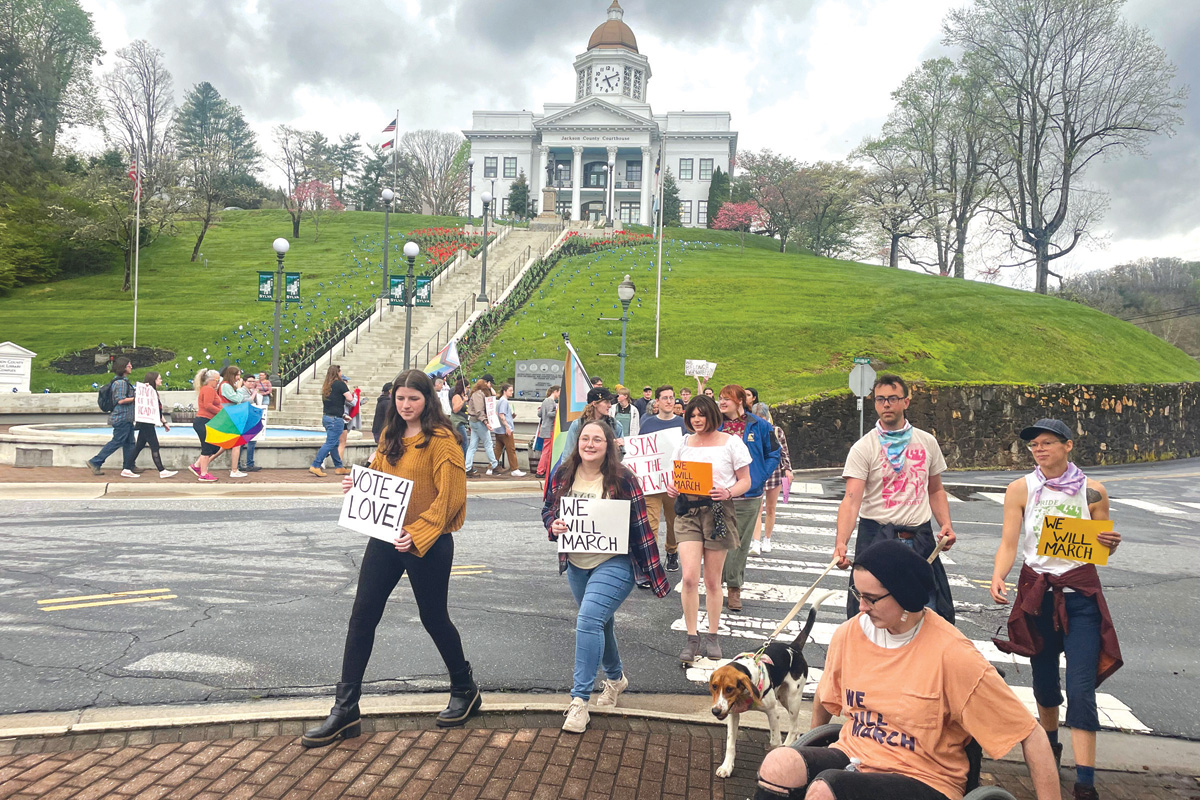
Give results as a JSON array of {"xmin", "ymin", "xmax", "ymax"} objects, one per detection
[{"xmin": 587, "ymin": 1, "xmax": 638, "ymax": 52}]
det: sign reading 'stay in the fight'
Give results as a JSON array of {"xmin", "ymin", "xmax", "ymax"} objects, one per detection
[
  {"xmin": 557, "ymin": 497, "xmax": 630, "ymax": 554},
  {"xmin": 339, "ymin": 465, "xmax": 415, "ymax": 543}
]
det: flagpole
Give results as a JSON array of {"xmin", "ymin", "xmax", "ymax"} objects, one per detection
[
  {"xmin": 392, "ymin": 108, "xmax": 399, "ymax": 194},
  {"xmin": 654, "ymin": 138, "xmax": 665, "ymax": 359},
  {"xmin": 133, "ymin": 144, "xmax": 141, "ymax": 348}
]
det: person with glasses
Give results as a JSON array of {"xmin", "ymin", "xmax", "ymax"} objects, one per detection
[
  {"xmin": 833, "ymin": 373, "xmax": 956, "ymax": 622},
  {"xmin": 989, "ymin": 419, "xmax": 1123, "ymax": 800},
  {"xmin": 753, "ymin": 539, "xmax": 1060, "ymax": 800}
]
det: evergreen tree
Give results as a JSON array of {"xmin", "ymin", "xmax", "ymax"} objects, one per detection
[
  {"xmin": 706, "ymin": 166, "xmax": 729, "ymax": 228},
  {"xmin": 661, "ymin": 168, "xmax": 681, "ymax": 227},
  {"xmin": 508, "ymin": 171, "xmax": 529, "ymax": 217}
]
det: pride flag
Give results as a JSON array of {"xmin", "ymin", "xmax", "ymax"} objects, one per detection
[
  {"xmin": 549, "ymin": 336, "xmax": 592, "ymax": 473},
  {"xmin": 424, "ymin": 339, "xmax": 461, "ymax": 378}
]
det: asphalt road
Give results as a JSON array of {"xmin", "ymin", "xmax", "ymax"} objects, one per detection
[{"xmin": 1, "ymin": 459, "xmax": 1197, "ymax": 740}]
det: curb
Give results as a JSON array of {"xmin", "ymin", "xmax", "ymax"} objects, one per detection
[{"xmin": 0, "ymin": 480, "xmax": 544, "ymax": 501}]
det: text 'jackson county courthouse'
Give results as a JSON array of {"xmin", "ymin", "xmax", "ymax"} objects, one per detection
[{"xmin": 463, "ymin": 1, "xmax": 737, "ymax": 228}]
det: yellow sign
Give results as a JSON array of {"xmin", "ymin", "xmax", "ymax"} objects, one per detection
[
  {"xmin": 673, "ymin": 460, "xmax": 714, "ymax": 496},
  {"xmin": 1036, "ymin": 515, "xmax": 1112, "ymax": 566}
]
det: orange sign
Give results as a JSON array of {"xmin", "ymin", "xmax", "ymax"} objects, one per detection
[{"xmin": 673, "ymin": 460, "xmax": 714, "ymax": 496}]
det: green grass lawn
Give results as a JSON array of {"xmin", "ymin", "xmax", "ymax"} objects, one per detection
[
  {"xmin": 473, "ymin": 236, "xmax": 1200, "ymax": 402},
  {"xmin": 1, "ymin": 209, "xmax": 466, "ymax": 391}
]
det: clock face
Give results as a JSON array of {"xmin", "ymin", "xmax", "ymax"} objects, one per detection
[{"xmin": 592, "ymin": 64, "xmax": 621, "ymax": 94}]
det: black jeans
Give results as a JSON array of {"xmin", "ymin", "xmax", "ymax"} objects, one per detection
[
  {"xmin": 127, "ymin": 423, "xmax": 164, "ymax": 471},
  {"xmin": 340, "ymin": 534, "xmax": 470, "ymax": 684},
  {"xmin": 847, "ymin": 518, "xmax": 955, "ymax": 624}
]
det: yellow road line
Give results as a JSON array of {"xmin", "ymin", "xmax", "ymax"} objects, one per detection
[
  {"xmin": 40, "ymin": 594, "xmax": 177, "ymax": 612},
  {"xmin": 37, "ymin": 588, "xmax": 172, "ymax": 605}
]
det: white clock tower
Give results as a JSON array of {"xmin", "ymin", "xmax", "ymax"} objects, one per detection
[{"xmin": 573, "ymin": 1, "xmax": 652, "ymax": 105}]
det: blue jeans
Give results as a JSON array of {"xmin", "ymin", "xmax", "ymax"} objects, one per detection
[
  {"xmin": 89, "ymin": 419, "xmax": 135, "ymax": 469},
  {"xmin": 313, "ymin": 415, "xmax": 345, "ymax": 469},
  {"xmin": 565, "ymin": 557, "xmax": 635, "ymax": 700},
  {"xmin": 241, "ymin": 440, "xmax": 257, "ymax": 468},
  {"xmin": 1030, "ymin": 589, "xmax": 1102, "ymax": 731},
  {"xmin": 464, "ymin": 419, "xmax": 497, "ymax": 471}
]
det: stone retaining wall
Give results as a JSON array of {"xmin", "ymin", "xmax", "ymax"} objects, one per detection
[{"xmin": 772, "ymin": 382, "xmax": 1200, "ymax": 469}]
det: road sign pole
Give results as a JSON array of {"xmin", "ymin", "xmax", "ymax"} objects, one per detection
[{"xmin": 848, "ymin": 360, "xmax": 876, "ymax": 440}]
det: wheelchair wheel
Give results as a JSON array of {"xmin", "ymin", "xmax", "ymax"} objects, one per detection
[
  {"xmin": 794, "ymin": 723, "xmax": 842, "ymax": 748},
  {"xmin": 963, "ymin": 786, "xmax": 1017, "ymax": 800}
]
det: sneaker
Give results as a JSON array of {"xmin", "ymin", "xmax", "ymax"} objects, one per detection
[
  {"xmin": 562, "ymin": 697, "xmax": 589, "ymax": 734},
  {"xmin": 244, "ymin": 465, "xmax": 262, "ymax": 472},
  {"xmin": 595, "ymin": 674, "xmax": 628, "ymax": 707},
  {"xmin": 666, "ymin": 552, "xmax": 679, "ymax": 572},
  {"xmin": 703, "ymin": 633, "xmax": 723, "ymax": 660},
  {"xmin": 465, "ymin": 469, "xmax": 480, "ymax": 478},
  {"xmin": 198, "ymin": 473, "xmax": 218, "ymax": 482},
  {"xmin": 485, "ymin": 468, "xmax": 496, "ymax": 476},
  {"xmin": 119, "ymin": 469, "xmax": 140, "ymax": 478},
  {"xmin": 678, "ymin": 635, "xmax": 701, "ymax": 663},
  {"xmin": 509, "ymin": 469, "xmax": 527, "ymax": 477},
  {"xmin": 749, "ymin": 539, "xmax": 761, "ymax": 556},
  {"xmin": 130, "ymin": 466, "xmax": 146, "ymax": 474},
  {"xmin": 187, "ymin": 464, "xmax": 201, "ymax": 478},
  {"xmin": 762, "ymin": 538, "xmax": 773, "ymax": 554},
  {"xmin": 158, "ymin": 470, "xmax": 178, "ymax": 479},
  {"xmin": 87, "ymin": 462, "xmax": 103, "ymax": 476},
  {"xmin": 229, "ymin": 470, "xmax": 248, "ymax": 478},
  {"xmin": 636, "ymin": 580, "xmax": 651, "ymax": 590},
  {"xmin": 309, "ymin": 466, "xmax": 327, "ymax": 478},
  {"xmin": 1073, "ymin": 784, "xmax": 1099, "ymax": 800}
]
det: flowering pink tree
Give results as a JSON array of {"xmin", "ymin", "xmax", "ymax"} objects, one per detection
[
  {"xmin": 712, "ymin": 201, "xmax": 761, "ymax": 252},
  {"xmin": 292, "ymin": 180, "xmax": 345, "ymax": 241}
]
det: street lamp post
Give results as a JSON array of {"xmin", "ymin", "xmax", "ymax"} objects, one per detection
[
  {"xmin": 617, "ymin": 274, "xmax": 635, "ymax": 385},
  {"xmin": 270, "ymin": 237, "xmax": 290, "ymax": 381},
  {"xmin": 477, "ymin": 192, "xmax": 492, "ymax": 303},
  {"xmin": 466, "ymin": 157, "xmax": 474, "ymax": 227},
  {"xmin": 380, "ymin": 187, "xmax": 394, "ymax": 314},
  {"xmin": 607, "ymin": 158, "xmax": 615, "ymax": 228},
  {"xmin": 402, "ymin": 241, "xmax": 420, "ymax": 370}
]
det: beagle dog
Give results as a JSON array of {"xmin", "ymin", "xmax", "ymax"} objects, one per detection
[{"xmin": 709, "ymin": 606, "xmax": 819, "ymax": 778}]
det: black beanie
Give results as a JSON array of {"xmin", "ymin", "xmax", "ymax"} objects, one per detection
[{"xmin": 853, "ymin": 540, "xmax": 935, "ymax": 612}]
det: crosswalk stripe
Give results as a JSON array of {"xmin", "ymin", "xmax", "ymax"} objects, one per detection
[
  {"xmin": 1178, "ymin": 502, "xmax": 1200, "ymax": 510},
  {"xmin": 773, "ymin": 511, "xmax": 838, "ymax": 523},
  {"xmin": 783, "ymin": 496, "xmax": 840, "ymax": 506},
  {"xmin": 789, "ymin": 482, "xmax": 824, "ymax": 495},
  {"xmin": 747, "ymin": 558, "xmax": 971, "ymax": 587},
  {"xmin": 978, "ymin": 491, "xmax": 1007, "ymax": 504},
  {"xmin": 1110, "ymin": 498, "xmax": 1189, "ymax": 517}
]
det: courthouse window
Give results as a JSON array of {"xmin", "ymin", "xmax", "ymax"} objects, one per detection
[
  {"xmin": 679, "ymin": 158, "xmax": 693, "ymax": 180},
  {"xmin": 504, "ymin": 157, "xmax": 517, "ymax": 179},
  {"xmin": 681, "ymin": 200, "xmax": 692, "ymax": 224},
  {"xmin": 699, "ymin": 159, "xmax": 713, "ymax": 181},
  {"xmin": 698, "ymin": 201, "xmax": 708, "ymax": 225},
  {"xmin": 484, "ymin": 157, "xmax": 497, "ymax": 178}
]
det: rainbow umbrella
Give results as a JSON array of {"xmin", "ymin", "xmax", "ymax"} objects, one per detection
[{"xmin": 205, "ymin": 404, "xmax": 264, "ymax": 449}]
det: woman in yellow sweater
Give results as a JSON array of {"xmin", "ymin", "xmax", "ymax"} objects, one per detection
[{"xmin": 301, "ymin": 369, "xmax": 478, "ymax": 748}]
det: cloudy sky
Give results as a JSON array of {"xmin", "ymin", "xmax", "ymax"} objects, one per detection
[{"xmin": 72, "ymin": 0, "xmax": 1199, "ymax": 279}]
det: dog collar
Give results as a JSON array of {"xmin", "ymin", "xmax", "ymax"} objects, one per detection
[{"xmin": 735, "ymin": 652, "xmax": 774, "ymax": 700}]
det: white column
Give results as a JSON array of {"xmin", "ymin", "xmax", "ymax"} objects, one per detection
[
  {"xmin": 640, "ymin": 146, "xmax": 653, "ymax": 225},
  {"xmin": 606, "ymin": 146, "xmax": 619, "ymax": 224},
  {"xmin": 571, "ymin": 146, "xmax": 583, "ymax": 221},
  {"xmin": 535, "ymin": 145, "xmax": 548, "ymax": 213}
]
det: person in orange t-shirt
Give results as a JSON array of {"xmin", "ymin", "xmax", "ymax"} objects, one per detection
[{"xmin": 752, "ymin": 540, "xmax": 1060, "ymax": 800}]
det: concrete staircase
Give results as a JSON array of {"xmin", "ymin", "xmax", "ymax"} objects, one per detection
[{"xmin": 271, "ymin": 227, "xmax": 556, "ymax": 431}]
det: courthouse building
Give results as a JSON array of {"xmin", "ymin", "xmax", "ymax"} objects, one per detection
[{"xmin": 462, "ymin": 1, "xmax": 737, "ymax": 227}]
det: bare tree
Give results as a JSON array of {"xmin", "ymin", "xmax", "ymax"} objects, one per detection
[
  {"xmin": 401, "ymin": 129, "xmax": 467, "ymax": 215},
  {"xmin": 271, "ymin": 124, "xmax": 309, "ymax": 238},
  {"xmin": 739, "ymin": 149, "xmax": 804, "ymax": 252},
  {"xmin": 945, "ymin": 0, "xmax": 1186, "ymax": 293},
  {"xmin": 100, "ymin": 40, "xmax": 174, "ymax": 195}
]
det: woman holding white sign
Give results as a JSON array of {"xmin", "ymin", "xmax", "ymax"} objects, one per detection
[
  {"xmin": 125, "ymin": 371, "xmax": 176, "ymax": 478},
  {"xmin": 542, "ymin": 420, "xmax": 668, "ymax": 735},
  {"xmin": 302, "ymin": 370, "xmax": 478, "ymax": 749},
  {"xmin": 667, "ymin": 395, "xmax": 752, "ymax": 663}
]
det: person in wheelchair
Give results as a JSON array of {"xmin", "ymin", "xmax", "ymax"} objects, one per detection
[{"xmin": 753, "ymin": 540, "xmax": 1060, "ymax": 800}]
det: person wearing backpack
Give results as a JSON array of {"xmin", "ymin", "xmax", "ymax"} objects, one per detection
[{"xmin": 88, "ymin": 357, "xmax": 137, "ymax": 476}]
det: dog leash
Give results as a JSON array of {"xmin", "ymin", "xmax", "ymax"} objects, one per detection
[{"xmin": 927, "ymin": 536, "xmax": 949, "ymax": 563}]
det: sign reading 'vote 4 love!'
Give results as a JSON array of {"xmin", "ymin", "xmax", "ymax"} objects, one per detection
[
  {"xmin": 339, "ymin": 465, "xmax": 415, "ymax": 543},
  {"xmin": 1037, "ymin": 515, "xmax": 1112, "ymax": 566},
  {"xmin": 673, "ymin": 460, "xmax": 713, "ymax": 496}
]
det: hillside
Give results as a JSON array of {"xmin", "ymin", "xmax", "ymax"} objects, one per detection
[
  {"xmin": 2, "ymin": 214, "xmax": 1196, "ymax": 397},
  {"xmin": 472, "ymin": 232, "xmax": 1200, "ymax": 401}
]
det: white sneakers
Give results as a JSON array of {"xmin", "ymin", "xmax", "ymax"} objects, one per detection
[
  {"xmin": 762, "ymin": 538, "xmax": 773, "ymax": 554},
  {"xmin": 159, "ymin": 470, "xmax": 178, "ymax": 479},
  {"xmin": 595, "ymin": 674, "xmax": 628, "ymax": 707},
  {"xmin": 119, "ymin": 469, "xmax": 139, "ymax": 478},
  {"xmin": 749, "ymin": 539, "xmax": 761, "ymax": 556},
  {"xmin": 562, "ymin": 697, "xmax": 589, "ymax": 733},
  {"xmin": 485, "ymin": 468, "xmax": 495, "ymax": 476},
  {"xmin": 229, "ymin": 470, "xmax": 248, "ymax": 478},
  {"xmin": 510, "ymin": 469, "xmax": 527, "ymax": 477}
]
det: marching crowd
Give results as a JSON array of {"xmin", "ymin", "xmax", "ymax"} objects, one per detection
[{"xmin": 87, "ymin": 356, "xmax": 1122, "ymax": 800}]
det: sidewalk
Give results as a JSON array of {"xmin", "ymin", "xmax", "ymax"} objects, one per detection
[{"xmin": 1, "ymin": 696, "xmax": 1197, "ymax": 800}]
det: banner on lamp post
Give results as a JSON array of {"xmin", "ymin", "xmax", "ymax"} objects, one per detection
[
  {"xmin": 257, "ymin": 272, "xmax": 274, "ymax": 301},
  {"xmin": 284, "ymin": 272, "xmax": 300, "ymax": 302}
]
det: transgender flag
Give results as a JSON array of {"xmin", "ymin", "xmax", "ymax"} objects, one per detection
[
  {"xmin": 548, "ymin": 336, "xmax": 592, "ymax": 472},
  {"xmin": 424, "ymin": 339, "xmax": 461, "ymax": 378}
]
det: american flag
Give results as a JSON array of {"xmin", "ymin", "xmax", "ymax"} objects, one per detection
[
  {"xmin": 128, "ymin": 160, "xmax": 141, "ymax": 201},
  {"xmin": 382, "ymin": 118, "xmax": 397, "ymax": 133},
  {"xmin": 381, "ymin": 139, "xmax": 394, "ymax": 151}
]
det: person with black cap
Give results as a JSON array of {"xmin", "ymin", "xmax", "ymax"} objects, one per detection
[
  {"xmin": 634, "ymin": 385, "xmax": 654, "ymax": 416},
  {"xmin": 752, "ymin": 539, "xmax": 1059, "ymax": 800},
  {"xmin": 833, "ymin": 373, "xmax": 957, "ymax": 623},
  {"xmin": 559, "ymin": 386, "xmax": 624, "ymax": 459},
  {"xmin": 990, "ymin": 419, "xmax": 1123, "ymax": 800}
]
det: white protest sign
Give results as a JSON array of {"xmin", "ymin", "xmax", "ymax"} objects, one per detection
[
  {"xmin": 622, "ymin": 429, "xmax": 683, "ymax": 496},
  {"xmin": 485, "ymin": 395, "xmax": 502, "ymax": 430},
  {"xmin": 338, "ymin": 465, "xmax": 415, "ymax": 543},
  {"xmin": 134, "ymin": 382, "xmax": 160, "ymax": 425},
  {"xmin": 684, "ymin": 359, "xmax": 717, "ymax": 379},
  {"xmin": 557, "ymin": 497, "xmax": 631, "ymax": 554}
]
